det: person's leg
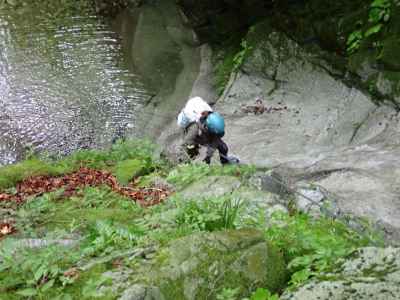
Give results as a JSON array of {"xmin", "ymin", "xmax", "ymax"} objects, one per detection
[
  {"xmin": 181, "ymin": 122, "xmax": 200, "ymax": 159},
  {"xmin": 216, "ymin": 137, "xmax": 229, "ymax": 164},
  {"xmin": 203, "ymin": 145, "xmax": 216, "ymax": 164},
  {"xmin": 204, "ymin": 135, "xmax": 229, "ymax": 164}
]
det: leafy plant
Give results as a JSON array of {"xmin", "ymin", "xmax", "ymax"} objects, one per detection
[
  {"xmin": 71, "ymin": 186, "xmax": 136, "ymax": 210},
  {"xmin": 233, "ymin": 39, "xmax": 253, "ymax": 72},
  {"xmin": 174, "ymin": 197, "xmax": 242, "ymax": 232},
  {"xmin": 265, "ymin": 212, "xmax": 382, "ymax": 288},
  {"xmin": 82, "ymin": 220, "xmax": 144, "ymax": 257},
  {"xmin": 244, "ymin": 288, "xmax": 279, "ymax": 300},
  {"xmin": 15, "ymin": 190, "xmax": 64, "ymax": 233},
  {"xmin": 347, "ymin": 0, "xmax": 392, "ymax": 53},
  {"xmin": 0, "ymin": 244, "xmax": 79, "ymax": 297},
  {"xmin": 81, "ymin": 275, "xmax": 112, "ymax": 298},
  {"xmin": 369, "ymin": 0, "xmax": 391, "ymax": 24},
  {"xmin": 346, "ymin": 29, "xmax": 363, "ymax": 53},
  {"xmin": 216, "ymin": 287, "xmax": 240, "ymax": 300}
]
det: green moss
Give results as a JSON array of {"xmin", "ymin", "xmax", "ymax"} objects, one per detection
[
  {"xmin": 213, "ymin": 39, "xmax": 243, "ymax": 96},
  {"xmin": 149, "ymin": 230, "xmax": 287, "ymax": 299},
  {"xmin": 245, "ymin": 21, "xmax": 274, "ymax": 50},
  {"xmin": 0, "ymin": 139, "xmax": 163, "ymax": 191},
  {"xmin": 0, "ymin": 158, "xmax": 74, "ymax": 191},
  {"xmin": 47, "ymin": 264, "xmax": 115, "ymax": 300},
  {"xmin": 113, "ymin": 159, "xmax": 144, "ymax": 185},
  {"xmin": 212, "ymin": 22, "xmax": 272, "ymax": 96},
  {"xmin": 166, "ymin": 163, "xmax": 256, "ymax": 190},
  {"xmin": 379, "ymin": 36, "xmax": 400, "ymax": 70}
]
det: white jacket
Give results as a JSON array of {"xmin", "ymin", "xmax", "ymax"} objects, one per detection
[{"xmin": 177, "ymin": 97, "xmax": 213, "ymax": 128}]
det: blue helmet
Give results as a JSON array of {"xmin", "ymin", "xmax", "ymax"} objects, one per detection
[{"xmin": 206, "ymin": 112, "xmax": 225, "ymax": 137}]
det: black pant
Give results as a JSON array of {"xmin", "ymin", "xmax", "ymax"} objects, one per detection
[{"xmin": 183, "ymin": 122, "xmax": 229, "ymax": 164}]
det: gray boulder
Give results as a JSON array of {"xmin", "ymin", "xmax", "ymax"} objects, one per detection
[
  {"xmin": 180, "ymin": 175, "xmax": 241, "ymax": 198},
  {"xmin": 119, "ymin": 285, "xmax": 165, "ymax": 300},
  {"xmin": 281, "ymin": 247, "xmax": 400, "ymax": 300},
  {"xmin": 179, "ymin": 175, "xmax": 286, "ymax": 220}
]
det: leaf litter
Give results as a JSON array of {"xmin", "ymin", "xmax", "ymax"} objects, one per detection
[{"xmin": 0, "ymin": 167, "xmax": 172, "ymax": 238}]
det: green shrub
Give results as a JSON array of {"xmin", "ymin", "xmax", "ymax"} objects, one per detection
[
  {"xmin": 0, "ymin": 243, "xmax": 80, "ymax": 298},
  {"xmin": 347, "ymin": 0, "xmax": 393, "ymax": 54},
  {"xmin": 82, "ymin": 220, "xmax": 145, "ymax": 257},
  {"xmin": 174, "ymin": 196, "xmax": 242, "ymax": 232},
  {"xmin": 243, "ymin": 288, "xmax": 279, "ymax": 300},
  {"xmin": 265, "ymin": 212, "xmax": 383, "ymax": 288}
]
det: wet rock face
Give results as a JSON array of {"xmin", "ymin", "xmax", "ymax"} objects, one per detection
[
  {"xmin": 268, "ymin": 0, "xmax": 400, "ymax": 106},
  {"xmin": 212, "ymin": 21, "xmax": 400, "ymax": 243},
  {"xmin": 348, "ymin": 35, "xmax": 400, "ymax": 106},
  {"xmin": 154, "ymin": 6, "xmax": 400, "ymax": 243},
  {"xmin": 281, "ymin": 247, "xmax": 400, "ymax": 300},
  {"xmin": 178, "ymin": 0, "xmax": 400, "ymax": 106},
  {"xmin": 218, "ymin": 21, "xmax": 377, "ymax": 166}
]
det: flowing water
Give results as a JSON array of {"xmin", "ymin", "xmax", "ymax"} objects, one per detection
[{"xmin": 0, "ymin": 5, "xmax": 152, "ymax": 165}]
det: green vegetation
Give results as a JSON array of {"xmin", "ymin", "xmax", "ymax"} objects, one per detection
[
  {"xmin": 265, "ymin": 212, "xmax": 383, "ymax": 289},
  {"xmin": 218, "ymin": 287, "xmax": 279, "ymax": 300},
  {"xmin": 0, "ymin": 139, "xmax": 162, "ymax": 190},
  {"xmin": 212, "ymin": 33, "xmax": 254, "ymax": 96},
  {"xmin": 166, "ymin": 162, "xmax": 255, "ymax": 189},
  {"xmin": 232, "ymin": 39, "xmax": 253, "ymax": 72},
  {"xmin": 213, "ymin": 40, "xmax": 243, "ymax": 96},
  {"xmin": 174, "ymin": 196, "xmax": 242, "ymax": 232},
  {"xmin": 0, "ymin": 140, "xmax": 384, "ymax": 299},
  {"xmin": 0, "ymin": 184, "xmax": 145, "ymax": 299},
  {"xmin": 347, "ymin": 0, "xmax": 394, "ymax": 54}
]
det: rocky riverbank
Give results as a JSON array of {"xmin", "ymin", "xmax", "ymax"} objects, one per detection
[
  {"xmin": 0, "ymin": 140, "xmax": 391, "ymax": 299},
  {"xmin": 1, "ymin": 0, "xmax": 400, "ymax": 298}
]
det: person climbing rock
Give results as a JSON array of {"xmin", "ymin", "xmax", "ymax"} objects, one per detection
[{"xmin": 177, "ymin": 96, "xmax": 230, "ymax": 165}]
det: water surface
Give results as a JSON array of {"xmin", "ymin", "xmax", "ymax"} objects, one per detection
[{"xmin": 0, "ymin": 6, "xmax": 151, "ymax": 165}]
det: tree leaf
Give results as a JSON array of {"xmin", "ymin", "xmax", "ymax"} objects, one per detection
[
  {"xmin": 365, "ymin": 24, "xmax": 383, "ymax": 37},
  {"xmin": 34, "ymin": 264, "xmax": 48, "ymax": 282},
  {"xmin": 16, "ymin": 288, "xmax": 38, "ymax": 297},
  {"xmin": 250, "ymin": 288, "xmax": 268, "ymax": 300},
  {"xmin": 41, "ymin": 279, "xmax": 55, "ymax": 292}
]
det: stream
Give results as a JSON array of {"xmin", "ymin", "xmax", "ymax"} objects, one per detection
[{"xmin": 0, "ymin": 1, "xmax": 192, "ymax": 165}]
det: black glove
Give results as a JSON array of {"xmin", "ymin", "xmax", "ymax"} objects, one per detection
[{"xmin": 186, "ymin": 144, "xmax": 199, "ymax": 158}]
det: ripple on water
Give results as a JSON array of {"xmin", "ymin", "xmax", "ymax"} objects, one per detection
[{"xmin": 0, "ymin": 9, "xmax": 151, "ymax": 165}]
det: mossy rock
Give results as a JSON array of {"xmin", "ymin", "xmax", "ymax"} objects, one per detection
[
  {"xmin": 113, "ymin": 159, "xmax": 146, "ymax": 185},
  {"xmin": 141, "ymin": 229, "xmax": 287, "ymax": 300},
  {"xmin": 379, "ymin": 36, "xmax": 400, "ymax": 71},
  {"xmin": 281, "ymin": 247, "xmax": 400, "ymax": 300},
  {"xmin": 179, "ymin": 175, "xmax": 241, "ymax": 200}
]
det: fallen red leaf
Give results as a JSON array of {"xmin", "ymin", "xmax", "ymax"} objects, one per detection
[
  {"xmin": 0, "ymin": 222, "xmax": 16, "ymax": 238},
  {"xmin": 0, "ymin": 168, "xmax": 172, "ymax": 208}
]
